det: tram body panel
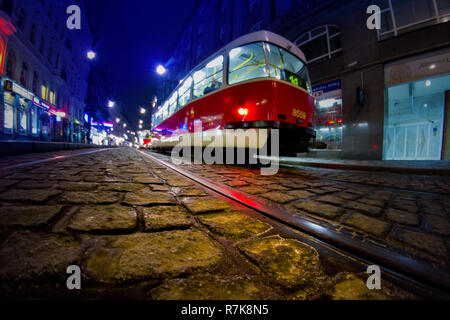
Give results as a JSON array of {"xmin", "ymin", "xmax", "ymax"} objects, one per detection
[{"xmin": 151, "ymin": 79, "xmax": 313, "ymax": 149}]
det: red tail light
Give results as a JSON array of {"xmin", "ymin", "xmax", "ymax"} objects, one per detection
[{"xmin": 237, "ymin": 107, "xmax": 249, "ymax": 116}]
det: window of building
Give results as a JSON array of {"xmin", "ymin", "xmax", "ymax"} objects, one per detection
[
  {"xmin": 193, "ymin": 55, "xmax": 223, "ymax": 98},
  {"xmin": 0, "ymin": 0, "xmax": 14, "ymax": 16},
  {"xmin": 41, "ymin": 84, "xmax": 48, "ymax": 100},
  {"xmin": 32, "ymin": 72, "xmax": 39, "ymax": 93},
  {"xmin": 20, "ymin": 62, "xmax": 28, "ymax": 87},
  {"xmin": 228, "ymin": 43, "xmax": 268, "ymax": 85},
  {"xmin": 17, "ymin": 9, "xmax": 26, "ymax": 31},
  {"xmin": 376, "ymin": 0, "xmax": 450, "ymax": 40},
  {"xmin": 294, "ymin": 25, "xmax": 342, "ymax": 63},
  {"xmin": 29, "ymin": 24, "xmax": 36, "ymax": 44},
  {"xmin": 5, "ymin": 50, "xmax": 16, "ymax": 79},
  {"xmin": 49, "ymin": 91, "xmax": 56, "ymax": 105},
  {"xmin": 178, "ymin": 76, "xmax": 192, "ymax": 109},
  {"xmin": 39, "ymin": 36, "xmax": 45, "ymax": 54}
]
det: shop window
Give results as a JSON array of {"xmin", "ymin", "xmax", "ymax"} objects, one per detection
[
  {"xmin": 295, "ymin": 25, "xmax": 342, "ymax": 64},
  {"xmin": 31, "ymin": 106, "xmax": 38, "ymax": 135},
  {"xmin": 383, "ymin": 74, "xmax": 450, "ymax": 160},
  {"xmin": 18, "ymin": 98, "xmax": 28, "ymax": 135},
  {"xmin": 312, "ymin": 80, "xmax": 343, "ymax": 150},
  {"xmin": 376, "ymin": 0, "xmax": 450, "ymax": 39},
  {"xmin": 3, "ymin": 102, "xmax": 14, "ymax": 132},
  {"xmin": 193, "ymin": 55, "xmax": 223, "ymax": 97},
  {"xmin": 5, "ymin": 50, "xmax": 16, "ymax": 79},
  {"xmin": 228, "ymin": 43, "xmax": 268, "ymax": 85},
  {"xmin": 0, "ymin": 0, "xmax": 14, "ymax": 16}
]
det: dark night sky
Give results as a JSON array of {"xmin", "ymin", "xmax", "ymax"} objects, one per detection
[{"xmin": 84, "ymin": 0, "xmax": 197, "ymax": 130}]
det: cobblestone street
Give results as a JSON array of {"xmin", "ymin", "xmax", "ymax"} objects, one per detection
[{"xmin": 0, "ymin": 148, "xmax": 448, "ymax": 299}]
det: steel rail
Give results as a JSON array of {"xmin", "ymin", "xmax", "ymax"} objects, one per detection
[{"xmin": 140, "ymin": 150, "xmax": 450, "ymax": 298}]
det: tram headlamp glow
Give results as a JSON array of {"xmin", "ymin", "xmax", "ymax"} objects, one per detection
[{"xmin": 237, "ymin": 107, "xmax": 249, "ymax": 116}]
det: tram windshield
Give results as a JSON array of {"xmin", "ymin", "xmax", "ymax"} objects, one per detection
[{"xmin": 228, "ymin": 42, "xmax": 311, "ymax": 92}]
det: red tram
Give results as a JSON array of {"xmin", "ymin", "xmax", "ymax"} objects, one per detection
[{"xmin": 151, "ymin": 30, "xmax": 315, "ymax": 155}]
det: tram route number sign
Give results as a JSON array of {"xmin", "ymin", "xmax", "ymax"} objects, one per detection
[{"xmin": 285, "ymin": 69, "xmax": 302, "ymax": 87}]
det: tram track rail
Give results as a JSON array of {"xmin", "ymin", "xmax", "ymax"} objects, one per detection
[{"xmin": 141, "ymin": 150, "xmax": 450, "ymax": 299}]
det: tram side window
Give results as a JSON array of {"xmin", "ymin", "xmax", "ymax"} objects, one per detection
[
  {"xmin": 228, "ymin": 42, "xmax": 269, "ymax": 85},
  {"xmin": 193, "ymin": 55, "xmax": 223, "ymax": 99},
  {"xmin": 178, "ymin": 76, "xmax": 192, "ymax": 109},
  {"xmin": 168, "ymin": 93, "xmax": 178, "ymax": 117}
]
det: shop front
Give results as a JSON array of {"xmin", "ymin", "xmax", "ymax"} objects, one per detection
[
  {"xmin": 383, "ymin": 48, "xmax": 450, "ymax": 160},
  {"xmin": 1, "ymin": 79, "xmax": 37, "ymax": 140},
  {"xmin": 312, "ymin": 79, "xmax": 343, "ymax": 150}
]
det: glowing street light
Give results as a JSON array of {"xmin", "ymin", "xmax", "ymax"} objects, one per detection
[
  {"xmin": 139, "ymin": 119, "xmax": 143, "ymax": 124},
  {"xmin": 116, "ymin": 118, "xmax": 120, "ymax": 123},
  {"xmin": 87, "ymin": 51, "xmax": 96, "ymax": 60},
  {"xmin": 140, "ymin": 107, "xmax": 146, "ymax": 114},
  {"xmin": 156, "ymin": 65, "xmax": 167, "ymax": 76},
  {"xmin": 123, "ymin": 123, "xmax": 127, "ymax": 128},
  {"xmin": 139, "ymin": 125, "xmax": 143, "ymax": 129},
  {"xmin": 108, "ymin": 100, "xmax": 115, "ymax": 108}
]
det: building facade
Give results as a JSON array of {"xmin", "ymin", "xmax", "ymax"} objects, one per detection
[
  {"xmin": 160, "ymin": 0, "xmax": 450, "ymax": 160},
  {"xmin": 0, "ymin": 0, "xmax": 93, "ymax": 143}
]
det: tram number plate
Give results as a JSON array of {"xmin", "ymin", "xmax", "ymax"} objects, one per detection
[{"xmin": 292, "ymin": 109, "xmax": 307, "ymax": 120}]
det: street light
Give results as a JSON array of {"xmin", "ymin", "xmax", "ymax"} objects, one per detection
[
  {"xmin": 87, "ymin": 51, "xmax": 96, "ymax": 60},
  {"xmin": 139, "ymin": 119, "xmax": 143, "ymax": 124},
  {"xmin": 140, "ymin": 107, "xmax": 146, "ymax": 114},
  {"xmin": 116, "ymin": 118, "xmax": 120, "ymax": 123},
  {"xmin": 123, "ymin": 123, "xmax": 127, "ymax": 128},
  {"xmin": 156, "ymin": 65, "xmax": 167, "ymax": 76},
  {"xmin": 108, "ymin": 100, "xmax": 115, "ymax": 108}
]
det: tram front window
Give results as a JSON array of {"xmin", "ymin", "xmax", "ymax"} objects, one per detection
[
  {"xmin": 263, "ymin": 43, "xmax": 311, "ymax": 92},
  {"xmin": 228, "ymin": 42, "xmax": 269, "ymax": 85}
]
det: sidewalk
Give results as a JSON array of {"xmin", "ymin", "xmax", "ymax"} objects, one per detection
[{"xmin": 258, "ymin": 156, "xmax": 450, "ymax": 175}]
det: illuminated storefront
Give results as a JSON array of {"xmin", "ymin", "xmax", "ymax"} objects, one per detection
[
  {"xmin": 383, "ymin": 48, "xmax": 450, "ymax": 160},
  {"xmin": 312, "ymin": 79, "xmax": 343, "ymax": 150}
]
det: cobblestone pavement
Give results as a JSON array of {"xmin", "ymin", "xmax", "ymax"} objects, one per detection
[
  {"xmin": 0, "ymin": 148, "xmax": 418, "ymax": 299},
  {"xmin": 149, "ymin": 152, "xmax": 450, "ymax": 269}
]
